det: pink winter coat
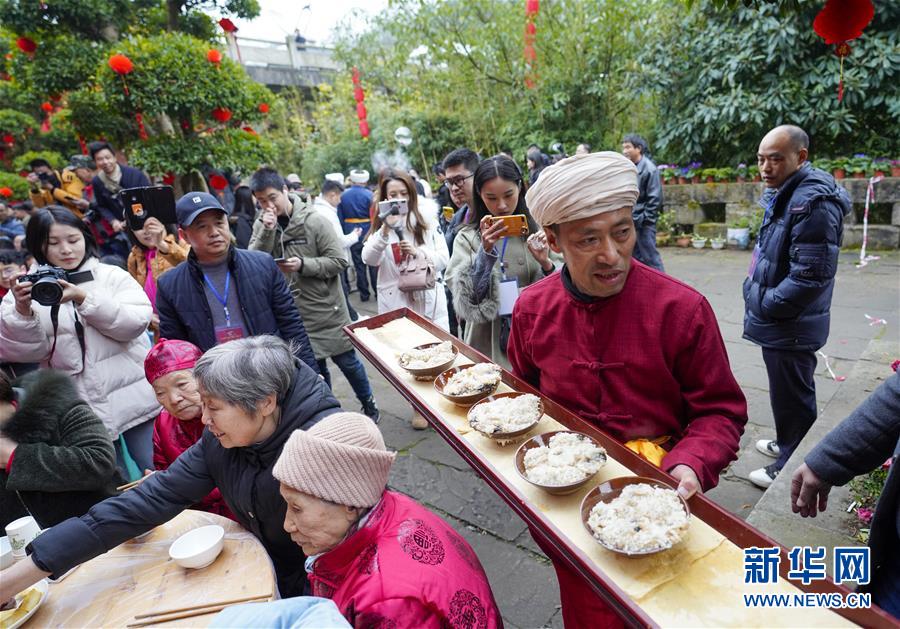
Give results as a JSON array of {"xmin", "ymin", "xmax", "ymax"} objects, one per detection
[{"xmin": 308, "ymin": 490, "xmax": 502, "ymax": 628}]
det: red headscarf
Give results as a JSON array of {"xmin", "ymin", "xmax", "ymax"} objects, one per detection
[{"xmin": 144, "ymin": 339, "xmax": 203, "ymax": 384}]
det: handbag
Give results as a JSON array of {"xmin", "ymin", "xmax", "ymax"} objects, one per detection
[{"xmin": 397, "ymin": 250, "xmax": 435, "ymax": 293}]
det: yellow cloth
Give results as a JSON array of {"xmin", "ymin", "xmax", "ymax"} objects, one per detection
[{"xmin": 624, "ymin": 437, "xmax": 670, "ymax": 467}]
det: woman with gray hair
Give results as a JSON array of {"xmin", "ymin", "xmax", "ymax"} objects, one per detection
[{"xmin": 0, "ymin": 335, "xmax": 341, "ymax": 601}]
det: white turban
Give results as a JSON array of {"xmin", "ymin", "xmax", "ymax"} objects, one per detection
[
  {"xmin": 349, "ymin": 169, "xmax": 370, "ymax": 184},
  {"xmin": 525, "ymin": 151, "xmax": 639, "ymax": 227}
]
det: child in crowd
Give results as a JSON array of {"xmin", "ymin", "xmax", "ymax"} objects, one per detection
[
  {"xmin": 143, "ymin": 339, "xmax": 235, "ymax": 521},
  {"xmin": 126, "ymin": 216, "xmax": 189, "ymax": 336}
]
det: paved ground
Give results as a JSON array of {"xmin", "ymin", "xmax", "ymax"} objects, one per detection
[{"xmin": 326, "ymin": 247, "xmax": 899, "ymax": 629}]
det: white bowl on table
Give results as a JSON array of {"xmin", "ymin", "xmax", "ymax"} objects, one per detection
[{"xmin": 168, "ymin": 525, "xmax": 225, "ymax": 569}]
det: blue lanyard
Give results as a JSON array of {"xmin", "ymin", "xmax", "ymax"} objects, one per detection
[
  {"xmin": 203, "ymin": 272, "xmax": 232, "ymax": 325},
  {"xmin": 499, "ymin": 237, "xmax": 509, "ymax": 280}
]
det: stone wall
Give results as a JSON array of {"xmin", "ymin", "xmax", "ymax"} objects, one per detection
[{"xmin": 661, "ymin": 176, "xmax": 900, "ymax": 248}]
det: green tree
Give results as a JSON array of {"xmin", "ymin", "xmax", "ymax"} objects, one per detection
[{"xmin": 638, "ymin": 0, "xmax": 900, "ymax": 164}]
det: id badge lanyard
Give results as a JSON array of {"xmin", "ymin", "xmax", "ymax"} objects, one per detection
[
  {"xmin": 203, "ymin": 271, "xmax": 232, "ymax": 326},
  {"xmin": 498, "ymin": 237, "xmax": 519, "ymax": 316},
  {"xmin": 499, "ymin": 237, "xmax": 510, "ymax": 280}
]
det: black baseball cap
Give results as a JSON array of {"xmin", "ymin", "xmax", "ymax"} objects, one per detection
[{"xmin": 175, "ymin": 192, "xmax": 229, "ymax": 227}]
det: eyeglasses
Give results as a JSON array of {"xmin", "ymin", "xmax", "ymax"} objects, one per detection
[{"xmin": 445, "ymin": 174, "xmax": 474, "ymax": 189}]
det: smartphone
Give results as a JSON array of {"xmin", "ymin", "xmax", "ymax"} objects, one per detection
[
  {"xmin": 274, "ymin": 257, "xmax": 287, "ymax": 263},
  {"xmin": 377, "ymin": 198, "xmax": 409, "ymax": 220},
  {"xmin": 491, "ymin": 214, "xmax": 529, "ymax": 237},
  {"xmin": 118, "ymin": 186, "xmax": 177, "ymax": 231}
]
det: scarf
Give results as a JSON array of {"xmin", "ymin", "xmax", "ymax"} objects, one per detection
[{"xmin": 98, "ymin": 164, "xmax": 124, "ymax": 194}]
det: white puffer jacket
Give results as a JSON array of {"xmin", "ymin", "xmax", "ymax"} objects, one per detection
[{"xmin": 0, "ymin": 257, "xmax": 160, "ymax": 438}]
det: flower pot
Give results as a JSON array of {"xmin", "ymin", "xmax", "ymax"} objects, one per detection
[
  {"xmin": 726, "ymin": 227, "xmax": 750, "ymax": 249},
  {"xmin": 851, "ymin": 171, "xmax": 866, "ymax": 179},
  {"xmin": 753, "ymin": 175, "xmax": 761, "ymax": 182},
  {"xmin": 677, "ymin": 177, "xmax": 687, "ymax": 185},
  {"xmin": 691, "ymin": 238, "xmax": 707, "ymax": 249},
  {"xmin": 705, "ymin": 176, "xmax": 715, "ymax": 183},
  {"xmin": 656, "ymin": 232, "xmax": 670, "ymax": 247},
  {"xmin": 710, "ymin": 239, "xmax": 726, "ymax": 250},
  {"xmin": 874, "ymin": 171, "xmax": 885, "ymax": 178},
  {"xmin": 736, "ymin": 176, "xmax": 746, "ymax": 183},
  {"xmin": 833, "ymin": 168, "xmax": 845, "ymax": 179},
  {"xmin": 675, "ymin": 236, "xmax": 691, "ymax": 248},
  {"xmin": 691, "ymin": 176, "xmax": 700, "ymax": 184},
  {"xmin": 891, "ymin": 167, "xmax": 900, "ymax": 177}
]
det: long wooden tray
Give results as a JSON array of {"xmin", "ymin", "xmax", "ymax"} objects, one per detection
[{"xmin": 345, "ymin": 308, "xmax": 895, "ymax": 628}]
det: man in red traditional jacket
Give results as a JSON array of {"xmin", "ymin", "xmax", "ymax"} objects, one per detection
[{"xmin": 508, "ymin": 151, "xmax": 748, "ymax": 628}]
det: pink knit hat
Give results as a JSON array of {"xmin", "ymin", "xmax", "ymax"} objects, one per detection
[{"xmin": 273, "ymin": 412, "xmax": 396, "ymax": 508}]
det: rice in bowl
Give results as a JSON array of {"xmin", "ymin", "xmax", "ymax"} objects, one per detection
[
  {"xmin": 443, "ymin": 363, "xmax": 502, "ymax": 397},
  {"xmin": 523, "ymin": 432, "xmax": 606, "ymax": 486},
  {"xmin": 398, "ymin": 341, "xmax": 456, "ymax": 370},
  {"xmin": 469, "ymin": 394, "xmax": 542, "ymax": 435},
  {"xmin": 587, "ymin": 483, "xmax": 689, "ymax": 553}
]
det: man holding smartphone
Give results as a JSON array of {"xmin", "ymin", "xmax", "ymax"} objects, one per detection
[{"xmin": 249, "ymin": 168, "xmax": 379, "ymax": 422}]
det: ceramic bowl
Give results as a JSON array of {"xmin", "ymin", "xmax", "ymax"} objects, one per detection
[
  {"xmin": 168, "ymin": 525, "xmax": 225, "ymax": 569},
  {"xmin": 580, "ymin": 476, "xmax": 691, "ymax": 556},
  {"xmin": 514, "ymin": 431, "xmax": 606, "ymax": 495},
  {"xmin": 0, "ymin": 536, "xmax": 13, "ymax": 570},
  {"xmin": 397, "ymin": 342, "xmax": 459, "ymax": 380},
  {"xmin": 467, "ymin": 392, "xmax": 544, "ymax": 441},
  {"xmin": 434, "ymin": 365, "xmax": 501, "ymax": 407}
]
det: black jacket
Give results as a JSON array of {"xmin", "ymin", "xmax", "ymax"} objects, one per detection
[
  {"xmin": 156, "ymin": 247, "xmax": 319, "ymax": 373},
  {"xmin": 26, "ymin": 361, "xmax": 340, "ymax": 597},
  {"xmin": 91, "ymin": 166, "xmax": 151, "ymax": 223},
  {"xmin": 805, "ymin": 372, "xmax": 899, "ymax": 598},
  {"xmin": 633, "ymin": 155, "xmax": 663, "ymax": 225},
  {"xmin": 742, "ymin": 165, "xmax": 851, "ymax": 351},
  {"xmin": 1, "ymin": 370, "xmax": 120, "ymax": 529}
]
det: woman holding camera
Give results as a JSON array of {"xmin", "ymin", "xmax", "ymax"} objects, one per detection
[
  {"xmin": 445, "ymin": 156, "xmax": 558, "ymax": 367},
  {"xmin": 0, "ymin": 207, "xmax": 159, "ymax": 476},
  {"xmin": 361, "ymin": 169, "xmax": 450, "ymax": 330}
]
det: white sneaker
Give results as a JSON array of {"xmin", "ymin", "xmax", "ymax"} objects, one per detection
[
  {"xmin": 748, "ymin": 464, "xmax": 779, "ymax": 489},
  {"xmin": 755, "ymin": 439, "xmax": 780, "ymax": 458}
]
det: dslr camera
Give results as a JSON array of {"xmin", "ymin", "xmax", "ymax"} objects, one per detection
[
  {"xmin": 18, "ymin": 265, "xmax": 93, "ymax": 307},
  {"xmin": 377, "ymin": 198, "xmax": 409, "ymax": 221}
]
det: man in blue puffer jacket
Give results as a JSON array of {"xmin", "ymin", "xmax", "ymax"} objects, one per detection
[{"xmin": 743, "ymin": 125, "xmax": 851, "ymax": 489}]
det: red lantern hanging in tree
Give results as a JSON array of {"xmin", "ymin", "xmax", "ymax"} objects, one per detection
[
  {"xmin": 351, "ymin": 67, "xmax": 370, "ymax": 139},
  {"xmin": 134, "ymin": 112, "xmax": 149, "ymax": 141},
  {"xmin": 0, "ymin": 187, "xmax": 13, "ymax": 198},
  {"xmin": 209, "ymin": 174, "xmax": 228, "ymax": 190},
  {"xmin": 77, "ymin": 134, "xmax": 88, "ymax": 155},
  {"xmin": 258, "ymin": 102, "xmax": 270, "ymax": 114},
  {"xmin": 523, "ymin": 0, "xmax": 540, "ymax": 89},
  {"xmin": 162, "ymin": 172, "xmax": 176, "ymax": 186},
  {"xmin": 207, "ymin": 49, "xmax": 222, "ymax": 65},
  {"xmin": 3, "ymin": 134, "xmax": 14, "ymax": 145},
  {"xmin": 218, "ymin": 18, "xmax": 237, "ymax": 33},
  {"xmin": 212, "ymin": 107, "xmax": 233, "ymax": 123},
  {"xmin": 358, "ymin": 120, "xmax": 370, "ymax": 138},
  {"xmin": 242, "ymin": 126, "xmax": 258, "ymax": 135},
  {"xmin": 109, "ymin": 53, "xmax": 135, "ymax": 96},
  {"xmin": 16, "ymin": 37, "xmax": 37, "ymax": 55},
  {"xmin": 40, "ymin": 102, "xmax": 53, "ymax": 112},
  {"xmin": 813, "ymin": 0, "xmax": 875, "ymax": 102}
]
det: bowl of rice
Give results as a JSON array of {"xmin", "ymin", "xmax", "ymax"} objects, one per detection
[
  {"xmin": 467, "ymin": 392, "xmax": 544, "ymax": 441},
  {"xmin": 580, "ymin": 477, "xmax": 690, "ymax": 556},
  {"xmin": 397, "ymin": 341, "xmax": 459, "ymax": 380},
  {"xmin": 434, "ymin": 363, "xmax": 502, "ymax": 406},
  {"xmin": 515, "ymin": 431, "xmax": 607, "ymax": 495}
]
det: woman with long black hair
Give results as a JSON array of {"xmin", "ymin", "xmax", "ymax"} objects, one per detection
[
  {"xmin": 0, "ymin": 206, "xmax": 159, "ymax": 475},
  {"xmin": 445, "ymin": 155, "xmax": 559, "ymax": 366}
]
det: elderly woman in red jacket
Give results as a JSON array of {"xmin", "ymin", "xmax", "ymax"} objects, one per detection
[
  {"xmin": 267, "ymin": 411, "xmax": 502, "ymax": 628},
  {"xmin": 144, "ymin": 339, "xmax": 234, "ymax": 520}
]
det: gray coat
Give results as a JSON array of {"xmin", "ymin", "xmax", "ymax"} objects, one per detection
[
  {"xmin": 249, "ymin": 194, "xmax": 352, "ymax": 360},
  {"xmin": 805, "ymin": 372, "xmax": 900, "ymax": 599}
]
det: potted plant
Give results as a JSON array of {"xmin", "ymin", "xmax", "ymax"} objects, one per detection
[
  {"xmin": 691, "ymin": 233, "xmax": 707, "ymax": 249},
  {"xmin": 892, "ymin": 160, "xmax": 900, "ymax": 178},
  {"xmin": 710, "ymin": 237, "xmax": 727, "ymax": 250},
  {"xmin": 656, "ymin": 210, "xmax": 674, "ymax": 246},
  {"xmin": 735, "ymin": 163, "xmax": 749, "ymax": 182},
  {"xmin": 872, "ymin": 158, "xmax": 889, "ymax": 178},
  {"xmin": 686, "ymin": 162, "xmax": 702, "ymax": 184},
  {"xmin": 674, "ymin": 232, "xmax": 692, "ymax": 247},
  {"xmin": 748, "ymin": 165, "xmax": 761, "ymax": 182},
  {"xmin": 812, "ymin": 158, "xmax": 831, "ymax": 174},
  {"xmin": 846, "ymin": 154, "xmax": 869, "ymax": 179},
  {"xmin": 700, "ymin": 168, "xmax": 717, "ymax": 183},
  {"xmin": 715, "ymin": 167, "xmax": 733, "ymax": 182},
  {"xmin": 831, "ymin": 157, "xmax": 847, "ymax": 179},
  {"xmin": 659, "ymin": 165, "xmax": 678, "ymax": 185},
  {"xmin": 727, "ymin": 216, "xmax": 751, "ymax": 249}
]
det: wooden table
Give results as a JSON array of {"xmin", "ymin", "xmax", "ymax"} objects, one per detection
[
  {"xmin": 26, "ymin": 510, "xmax": 275, "ymax": 627},
  {"xmin": 346, "ymin": 309, "xmax": 896, "ymax": 628}
]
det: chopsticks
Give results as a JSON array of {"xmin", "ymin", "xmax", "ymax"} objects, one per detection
[
  {"xmin": 116, "ymin": 471, "xmax": 156, "ymax": 492},
  {"xmin": 126, "ymin": 592, "xmax": 272, "ymax": 627}
]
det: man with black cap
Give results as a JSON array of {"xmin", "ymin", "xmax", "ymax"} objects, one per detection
[{"xmin": 155, "ymin": 192, "xmax": 319, "ymax": 373}]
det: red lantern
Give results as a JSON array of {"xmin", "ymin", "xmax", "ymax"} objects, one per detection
[
  {"xmin": 356, "ymin": 102, "xmax": 367, "ymax": 120},
  {"xmin": 0, "ymin": 187, "xmax": 13, "ymax": 198},
  {"xmin": 2, "ymin": 134, "xmax": 14, "ymax": 144},
  {"xmin": 108, "ymin": 53, "xmax": 134, "ymax": 75},
  {"xmin": 135, "ymin": 112, "xmax": 148, "ymax": 141},
  {"xmin": 162, "ymin": 172, "xmax": 176, "ymax": 186},
  {"xmin": 258, "ymin": 102, "xmax": 270, "ymax": 114},
  {"xmin": 523, "ymin": 45, "xmax": 537, "ymax": 62},
  {"xmin": 526, "ymin": 22, "xmax": 536, "ymax": 36},
  {"xmin": 209, "ymin": 174, "xmax": 228, "ymax": 190},
  {"xmin": 212, "ymin": 107, "xmax": 232, "ymax": 123},
  {"xmin": 40, "ymin": 102, "xmax": 53, "ymax": 112},
  {"xmin": 353, "ymin": 86, "xmax": 364, "ymax": 102},
  {"xmin": 218, "ymin": 18, "xmax": 238, "ymax": 33},
  {"xmin": 358, "ymin": 120, "xmax": 370, "ymax": 138},
  {"xmin": 242, "ymin": 126, "xmax": 258, "ymax": 135},
  {"xmin": 16, "ymin": 37, "xmax": 37, "ymax": 54},
  {"xmin": 207, "ymin": 49, "xmax": 223, "ymax": 65},
  {"xmin": 813, "ymin": 0, "xmax": 874, "ymax": 44},
  {"xmin": 78, "ymin": 135, "xmax": 88, "ymax": 155},
  {"xmin": 525, "ymin": 0, "xmax": 539, "ymax": 15}
]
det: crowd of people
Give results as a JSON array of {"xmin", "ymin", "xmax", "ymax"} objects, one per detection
[{"xmin": 0, "ymin": 124, "xmax": 896, "ymax": 625}]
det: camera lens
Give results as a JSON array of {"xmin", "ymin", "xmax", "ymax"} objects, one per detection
[{"xmin": 31, "ymin": 277, "xmax": 64, "ymax": 306}]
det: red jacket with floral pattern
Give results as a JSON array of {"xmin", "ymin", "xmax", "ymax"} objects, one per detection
[{"xmin": 308, "ymin": 490, "xmax": 502, "ymax": 628}]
